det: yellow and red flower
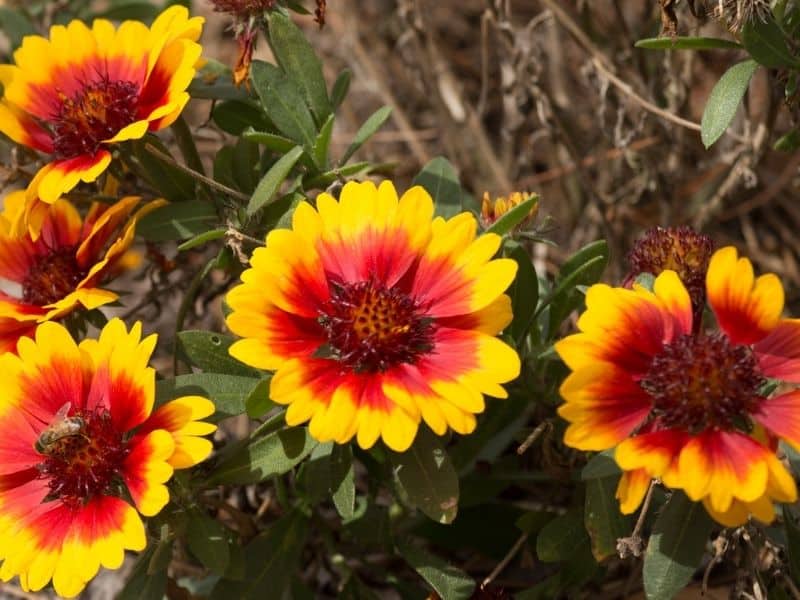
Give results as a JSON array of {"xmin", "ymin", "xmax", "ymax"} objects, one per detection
[
  {"xmin": 0, "ymin": 6, "xmax": 203, "ymax": 206},
  {"xmin": 226, "ymin": 180, "xmax": 521, "ymax": 452},
  {"xmin": 556, "ymin": 246, "xmax": 800, "ymax": 526},
  {"xmin": 0, "ymin": 319, "xmax": 216, "ymax": 597},
  {"xmin": 0, "ymin": 190, "xmax": 163, "ymax": 353}
]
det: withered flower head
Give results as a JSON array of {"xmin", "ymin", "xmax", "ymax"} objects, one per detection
[
  {"xmin": 209, "ymin": 0, "xmax": 277, "ymax": 85},
  {"xmin": 625, "ymin": 226, "xmax": 714, "ymax": 320},
  {"xmin": 481, "ymin": 191, "xmax": 539, "ymax": 229},
  {"xmin": 712, "ymin": 0, "xmax": 772, "ymax": 32}
]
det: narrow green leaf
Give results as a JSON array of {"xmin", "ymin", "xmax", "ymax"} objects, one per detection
[
  {"xmin": 585, "ymin": 475, "xmax": 631, "ymax": 561},
  {"xmin": 247, "ymin": 146, "xmax": 304, "ymax": 216},
  {"xmin": 267, "ymin": 11, "xmax": 332, "ymax": 124},
  {"xmin": 331, "ymin": 69, "xmax": 352, "ymax": 109},
  {"xmin": 187, "ymin": 511, "xmax": 231, "ymax": 575},
  {"xmin": 742, "ymin": 17, "xmax": 800, "ymax": 68},
  {"xmin": 313, "ymin": 114, "xmax": 335, "ymax": 170},
  {"xmin": 506, "ymin": 241, "xmax": 539, "ymax": 344},
  {"xmin": 701, "ymin": 60, "xmax": 758, "ymax": 148},
  {"xmin": 250, "ymin": 60, "xmax": 317, "ymax": 149},
  {"xmin": 156, "ymin": 373, "xmax": 261, "ymax": 421},
  {"xmin": 209, "ymin": 427, "xmax": 318, "ymax": 484},
  {"xmin": 177, "ymin": 331, "xmax": 262, "ymax": 377},
  {"xmin": 177, "ymin": 228, "xmax": 227, "ymax": 251},
  {"xmin": 302, "ymin": 442, "xmax": 334, "ymax": 503},
  {"xmin": 785, "ymin": 509, "xmax": 800, "ymax": 583},
  {"xmin": 536, "ymin": 509, "xmax": 590, "ymax": 562},
  {"xmin": 581, "ymin": 450, "xmax": 621, "ymax": 480},
  {"xmin": 242, "ymin": 128, "xmax": 298, "ymax": 152},
  {"xmin": 304, "ymin": 161, "xmax": 382, "ymax": 189},
  {"xmin": 412, "ymin": 157, "xmax": 463, "ymax": 218},
  {"xmin": 774, "ymin": 129, "xmax": 800, "ymax": 152},
  {"xmin": 331, "ymin": 443, "xmax": 356, "ymax": 519},
  {"xmin": 340, "ymin": 106, "xmax": 393, "ymax": 165},
  {"xmin": 210, "ymin": 511, "xmax": 309, "ymax": 599},
  {"xmin": 397, "ymin": 539, "xmax": 475, "ymax": 600},
  {"xmin": 232, "ymin": 137, "xmax": 261, "ymax": 194},
  {"xmin": 390, "ymin": 427, "xmax": 459, "ymax": 524},
  {"xmin": 634, "ymin": 36, "xmax": 741, "ymax": 50},
  {"xmin": 486, "ymin": 195, "xmax": 539, "ymax": 235},
  {"xmin": 643, "ymin": 492, "xmax": 713, "ymax": 600},
  {"xmin": 137, "ymin": 200, "xmax": 217, "ymax": 241}
]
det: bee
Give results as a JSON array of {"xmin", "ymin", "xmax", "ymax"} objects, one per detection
[{"xmin": 35, "ymin": 402, "xmax": 86, "ymax": 455}]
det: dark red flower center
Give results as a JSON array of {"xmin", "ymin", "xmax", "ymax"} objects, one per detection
[
  {"xmin": 22, "ymin": 247, "xmax": 86, "ymax": 306},
  {"xmin": 641, "ymin": 332, "xmax": 764, "ymax": 433},
  {"xmin": 36, "ymin": 407, "xmax": 130, "ymax": 508},
  {"xmin": 51, "ymin": 78, "xmax": 140, "ymax": 159},
  {"xmin": 318, "ymin": 278, "xmax": 435, "ymax": 373}
]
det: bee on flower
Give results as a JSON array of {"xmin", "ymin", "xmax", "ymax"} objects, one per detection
[
  {"xmin": 0, "ymin": 6, "xmax": 203, "ymax": 225},
  {"xmin": 556, "ymin": 245, "xmax": 800, "ymax": 526},
  {"xmin": 226, "ymin": 180, "xmax": 521, "ymax": 452},
  {"xmin": 0, "ymin": 319, "xmax": 216, "ymax": 597}
]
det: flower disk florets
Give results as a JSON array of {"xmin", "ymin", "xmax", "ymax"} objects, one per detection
[
  {"xmin": 37, "ymin": 408, "xmax": 130, "ymax": 509},
  {"xmin": 22, "ymin": 246, "xmax": 84, "ymax": 306},
  {"xmin": 52, "ymin": 78, "xmax": 139, "ymax": 159},
  {"xmin": 642, "ymin": 332, "xmax": 764, "ymax": 432},
  {"xmin": 319, "ymin": 278, "xmax": 435, "ymax": 373}
]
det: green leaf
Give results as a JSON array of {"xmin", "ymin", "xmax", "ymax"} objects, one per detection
[
  {"xmin": 506, "ymin": 241, "xmax": 539, "ymax": 343},
  {"xmin": 701, "ymin": 60, "xmax": 758, "ymax": 148},
  {"xmin": 267, "ymin": 11, "xmax": 332, "ymax": 124},
  {"xmin": 643, "ymin": 492, "xmax": 713, "ymax": 600},
  {"xmin": 245, "ymin": 378, "xmax": 274, "ymax": 418},
  {"xmin": 774, "ymin": 129, "xmax": 800, "ymax": 152},
  {"xmin": 340, "ymin": 106, "xmax": 393, "ymax": 165},
  {"xmin": 486, "ymin": 194, "xmax": 539, "ymax": 235},
  {"xmin": 232, "ymin": 137, "xmax": 261, "ymax": 194},
  {"xmin": 117, "ymin": 546, "xmax": 167, "ymax": 600},
  {"xmin": 301, "ymin": 442, "xmax": 334, "ymax": 503},
  {"xmin": 742, "ymin": 17, "xmax": 800, "ymax": 68},
  {"xmin": 331, "ymin": 69, "xmax": 352, "ymax": 109},
  {"xmin": 536, "ymin": 509, "xmax": 590, "ymax": 562},
  {"xmin": 785, "ymin": 509, "xmax": 800, "ymax": 583},
  {"xmin": 389, "ymin": 427, "xmax": 459, "ymax": 524},
  {"xmin": 177, "ymin": 228, "xmax": 227, "ymax": 251},
  {"xmin": 94, "ymin": 0, "xmax": 160, "ymax": 20},
  {"xmin": 136, "ymin": 200, "xmax": 217, "ymax": 241},
  {"xmin": 304, "ymin": 161, "xmax": 387, "ymax": 189},
  {"xmin": 187, "ymin": 511, "xmax": 231, "ymax": 575},
  {"xmin": 243, "ymin": 128, "xmax": 299, "ymax": 153},
  {"xmin": 396, "ymin": 539, "xmax": 475, "ymax": 600},
  {"xmin": 0, "ymin": 7, "xmax": 36, "ymax": 49},
  {"xmin": 177, "ymin": 331, "xmax": 261, "ymax": 377},
  {"xmin": 212, "ymin": 100, "xmax": 270, "ymax": 135},
  {"xmin": 634, "ymin": 36, "xmax": 741, "ymax": 50},
  {"xmin": 156, "ymin": 373, "xmax": 262, "ymax": 421},
  {"xmin": 585, "ymin": 475, "xmax": 631, "ymax": 561},
  {"xmin": 250, "ymin": 60, "xmax": 317, "ymax": 149},
  {"xmin": 210, "ymin": 511, "xmax": 309, "ymax": 600},
  {"xmin": 546, "ymin": 240, "xmax": 609, "ymax": 336},
  {"xmin": 247, "ymin": 146, "xmax": 304, "ymax": 216},
  {"xmin": 313, "ymin": 114, "xmax": 335, "ymax": 170},
  {"xmin": 581, "ymin": 449, "xmax": 621, "ymax": 480},
  {"xmin": 331, "ymin": 443, "xmax": 356, "ymax": 519},
  {"xmin": 131, "ymin": 138, "xmax": 196, "ymax": 202},
  {"xmin": 412, "ymin": 157, "xmax": 463, "ymax": 218},
  {"xmin": 209, "ymin": 427, "xmax": 318, "ymax": 484}
]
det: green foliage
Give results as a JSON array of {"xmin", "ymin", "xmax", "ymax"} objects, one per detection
[
  {"xmin": 397, "ymin": 539, "xmax": 476, "ymax": 599},
  {"xmin": 390, "ymin": 427, "xmax": 460, "ymax": 524},
  {"xmin": 701, "ymin": 60, "xmax": 759, "ymax": 148},
  {"xmin": 412, "ymin": 157, "xmax": 464, "ymax": 217},
  {"xmin": 635, "ymin": 36, "xmax": 741, "ymax": 50},
  {"xmin": 643, "ymin": 492, "xmax": 714, "ymax": 600}
]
